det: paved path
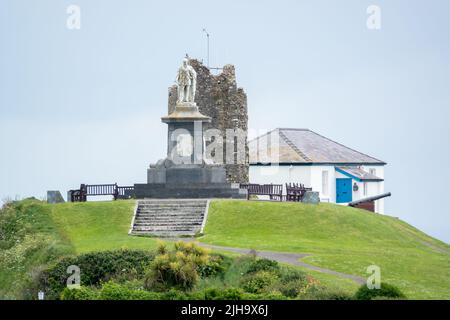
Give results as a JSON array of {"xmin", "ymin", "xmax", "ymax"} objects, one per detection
[
  {"xmin": 419, "ymin": 241, "xmax": 450, "ymax": 255},
  {"xmin": 172, "ymin": 239, "xmax": 366, "ymax": 284}
]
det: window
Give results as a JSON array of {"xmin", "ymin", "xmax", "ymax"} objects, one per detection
[
  {"xmin": 322, "ymin": 171, "xmax": 329, "ymax": 196},
  {"xmin": 363, "ymin": 182, "xmax": 368, "ymax": 196},
  {"xmin": 369, "ymin": 168, "xmax": 376, "ymax": 176}
]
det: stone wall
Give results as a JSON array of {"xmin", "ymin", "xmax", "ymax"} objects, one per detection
[{"xmin": 168, "ymin": 59, "xmax": 249, "ymax": 183}]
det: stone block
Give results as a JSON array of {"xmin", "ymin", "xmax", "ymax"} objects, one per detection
[
  {"xmin": 47, "ymin": 191, "xmax": 65, "ymax": 204},
  {"xmin": 302, "ymin": 191, "xmax": 320, "ymax": 204},
  {"xmin": 147, "ymin": 167, "xmax": 166, "ymax": 183}
]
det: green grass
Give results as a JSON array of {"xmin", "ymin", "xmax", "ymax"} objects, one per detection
[
  {"xmin": 0, "ymin": 199, "xmax": 156, "ymax": 299},
  {"xmin": 2, "ymin": 198, "xmax": 449, "ymax": 299},
  {"xmin": 0, "ymin": 200, "xmax": 73, "ymax": 298},
  {"xmin": 48, "ymin": 200, "xmax": 157, "ymax": 253},
  {"xmin": 200, "ymin": 200, "xmax": 450, "ymax": 300}
]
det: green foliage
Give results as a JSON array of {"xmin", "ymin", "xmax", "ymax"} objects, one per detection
[
  {"xmin": 191, "ymin": 287, "xmax": 245, "ymax": 300},
  {"xmin": 300, "ymin": 285, "xmax": 353, "ymax": 300},
  {"xmin": 60, "ymin": 282, "xmax": 161, "ymax": 300},
  {"xmin": 241, "ymin": 271, "xmax": 278, "ymax": 294},
  {"xmin": 203, "ymin": 200, "xmax": 450, "ymax": 299},
  {"xmin": 278, "ymin": 267, "xmax": 307, "ymax": 284},
  {"xmin": 39, "ymin": 249, "xmax": 154, "ymax": 300},
  {"xmin": 60, "ymin": 287, "xmax": 99, "ymax": 300},
  {"xmin": 354, "ymin": 283, "xmax": 406, "ymax": 300},
  {"xmin": 246, "ymin": 258, "xmax": 280, "ymax": 275},
  {"xmin": 160, "ymin": 288, "xmax": 189, "ymax": 300},
  {"xmin": 98, "ymin": 282, "xmax": 160, "ymax": 300},
  {"xmin": 0, "ymin": 199, "xmax": 72, "ymax": 299},
  {"xmin": 144, "ymin": 241, "xmax": 211, "ymax": 291},
  {"xmin": 198, "ymin": 254, "xmax": 229, "ymax": 278}
]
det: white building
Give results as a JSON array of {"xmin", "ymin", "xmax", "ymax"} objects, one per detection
[{"xmin": 249, "ymin": 128, "xmax": 387, "ymax": 213}]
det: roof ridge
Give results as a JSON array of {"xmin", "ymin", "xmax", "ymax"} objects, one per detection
[
  {"xmin": 306, "ymin": 129, "xmax": 386, "ymax": 164},
  {"xmin": 247, "ymin": 128, "xmax": 279, "ymax": 144},
  {"xmin": 277, "ymin": 128, "xmax": 310, "ymax": 131},
  {"xmin": 278, "ymin": 130, "xmax": 312, "ymax": 162}
]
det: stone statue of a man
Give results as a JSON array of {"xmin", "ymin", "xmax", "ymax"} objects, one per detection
[{"xmin": 176, "ymin": 58, "xmax": 197, "ymax": 104}]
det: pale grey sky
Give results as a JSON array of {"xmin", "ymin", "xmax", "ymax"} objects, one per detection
[{"xmin": 1, "ymin": 0, "xmax": 449, "ymax": 243}]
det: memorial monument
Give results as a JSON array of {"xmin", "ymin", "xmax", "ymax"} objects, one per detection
[{"xmin": 133, "ymin": 58, "xmax": 246, "ymax": 199}]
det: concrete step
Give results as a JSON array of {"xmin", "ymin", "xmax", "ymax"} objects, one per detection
[
  {"xmin": 135, "ymin": 215, "xmax": 204, "ymax": 219},
  {"xmin": 131, "ymin": 230, "xmax": 197, "ymax": 237},
  {"xmin": 136, "ymin": 213, "xmax": 204, "ymax": 218},
  {"xmin": 136, "ymin": 210, "xmax": 205, "ymax": 214},
  {"xmin": 137, "ymin": 206, "xmax": 206, "ymax": 210},
  {"xmin": 133, "ymin": 226, "xmax": 200, "ymax": 232},
  {"xmin": 135, "ymin": 222, "xmax": 203, "ymax": 226},
  {"xmin": 137, "ymin": 202, "xmax": 207, "ymax": 206},
  {"xmin": 135, "ymin": 218, "xmax": 204, "ymax": 223}
]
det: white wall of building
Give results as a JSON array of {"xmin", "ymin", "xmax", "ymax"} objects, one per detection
[
  {"xmin": 249, "ymin": 165, "xmax": 311, "ymax": 189},
  {"xmin": 249, "ymin": 164, "xmax": 386, "ymax": 213},
  {"xmin": 310, "ymin": 166, "xmax": 336, "ymax": 203}
]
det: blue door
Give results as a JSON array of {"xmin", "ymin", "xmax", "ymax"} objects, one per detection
[{"xmin": 336, "ymin": 178, "xmax": 352, "ymax": 203}]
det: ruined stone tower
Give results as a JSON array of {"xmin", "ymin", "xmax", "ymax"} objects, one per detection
[{"xmin": 168, "ymin": 59, "xmax": 249, "ymax": 183}]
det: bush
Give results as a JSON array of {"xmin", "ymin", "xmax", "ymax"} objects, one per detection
[
  {"xmin": 60, "ymin": 282, "xmax": 162, "ymax": 300},
  {"xmin": 279, "ymin": 267, "xmax": 307, "ymax": 284},
  {"xmin": 275, "ymin": 279, "xmax": 308, "ymax": 298},
  {"xmin": 246, "ymin": 258, "xmax": 280, "ymax": 275},
  {"xmin": 99, "ymin": 282, "xmax": 161, "ymax": 300},
  {"xmin": 300, "ymin": 285, "xmax": 353, "ymax": 300},
  {"xmin": 197, "ymin": 254, "xmax": 229, "ymax": 278},
  {"xmin": 192, "ymin": 287, "xmax": 245, "ymax": 300},
  {"xmin": 354, "ymin": 283, "xmax": 406, "ymax": 300},
  {"xmin": 241, "ymin": 271, "xmax": 278, "ymax": 294},
  {"xmin": 160, "ymin": 288, "xmax": 189, "ymax": 300},
  {"xmin": 144, "ymin": 241, "xmax": 211, "ymax": 291},
  {"xmin": 60, "ymin": 287, "xmax": 99, "ymax": 300},
  {"xmin": 269, "ymin": 267, "xmax": 308, "ymax": 298},
  {"xmin": 38, "ymin": 249, "xmax": 154, "ymax": 299},
  {"xmin": 0, "ymin": 200, "xmax": 73, "ymax": 299}
]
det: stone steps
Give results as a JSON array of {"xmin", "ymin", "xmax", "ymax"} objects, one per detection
[
  {"xmin": 136, "ymin": 209, "xmax": 205, "ymax": 214},
  {"xmin": 129, "ymin": 199, "xmax": 208, "ymax": 237},
  {"xmin": 134, "ymin": 221, "xmax": 203, "ymax": 226}
]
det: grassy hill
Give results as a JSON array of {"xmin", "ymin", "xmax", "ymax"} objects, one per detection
[
  {"xmin": 201, "ymin": 200, "xmax": 450, "ymax": 299},
  {"xmin": 1, "ymin": 199, "xmax": 449, "ymax": 299}
]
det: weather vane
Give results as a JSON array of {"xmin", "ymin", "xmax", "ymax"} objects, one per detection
[{"xmin": 202, "ymin": 28, "xmax": 210, "ymax": 68}]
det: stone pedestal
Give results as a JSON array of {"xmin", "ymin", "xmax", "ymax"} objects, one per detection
[{"xmin": 134, "ymin": 102, "xmax": 246, "ymax": 199}]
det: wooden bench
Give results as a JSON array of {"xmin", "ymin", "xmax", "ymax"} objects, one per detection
[
  {"xmin": 286, "ymin": 183, "xmax": 312, "ymax": 202},
  {"xmin": 69, "ymin": 183, "xmax": 135, "ymax": 202},
  {"xmin": 241, "ymin": 183, "xmax": 283, "ymax": 201}
]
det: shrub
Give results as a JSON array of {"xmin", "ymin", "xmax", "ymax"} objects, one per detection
[
  {"xmin": 60, "ymin": 287, "xmax": 99, "ymax": 300},
  {"xmin": 60, "ymin": 282, "xmax": 162, "ymax": 300},
  {"xmin": 99, "ymin": 282, "xmax": 161, "ymax": 300},
  {"xmin": 269, "ymin": 267, "xmax": 308, "ymax": 298},
  {"xmin": 0, "ymin": 200, "xmax": 72, "ymax": 299},
  {"xmin": 354, "ymin": 283, "xmax": 406, "ymax": 300},
  {"xmin": 275, "ymin": 279, "xmax": 309, "ymax": 298},
  {"xmin": 246, "ymin": 258, "xmax": 280, "ymax": 275},
  {"xmin": 300, "ymin": 285, "xmax": 353, "ymax": 300},
  {"xmin": 160, "ymin": 288, "xmax": 189, "ymax": 300},
  {"xmin": 38, "ymin": 249, "xmax": 154, "ymax": 299},
  {"xmin": 144, "ymin": 241, "xmax": 211, "ymax": 291},
  {"xmin": 197, "ymin": 254, "xmax": 229, "ymax": 278},
  {"xmin": 279, "ymin": 267, "xmax": 307, "ymax": 284},
  {"xmin": 193, "ymin": 287, "xmax": 245, "ymax": 300},
  {"xmin": 241, "ymin": 271, "xmax": 278, "ymax": 294}
]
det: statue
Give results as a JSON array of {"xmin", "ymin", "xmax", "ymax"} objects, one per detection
[{"xmin": 176, "ymin": 58, "xmax": 197, "ymax": 104}]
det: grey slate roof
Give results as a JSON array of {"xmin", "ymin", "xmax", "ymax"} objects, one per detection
[
  {"xmin": 249, "ymin": 128, "xmax": 386, "ymax": 165},
  {"xmin": 336, "ymin": 167, "xmax": 384, "ymax": 181}
]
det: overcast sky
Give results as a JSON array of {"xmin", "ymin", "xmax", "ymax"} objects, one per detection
[{"xmin": 1, "ymin": 0, "xmax": 449, "ymax": 243}]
